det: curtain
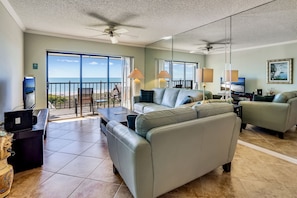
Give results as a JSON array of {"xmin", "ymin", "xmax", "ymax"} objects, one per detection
[
  {"xmin": 121, "ymin": 57, "xmax": 134, "ymax": 110},
  {"xmin": 155, "ymin": 59, "xmax": 166, "ymax": 87}
]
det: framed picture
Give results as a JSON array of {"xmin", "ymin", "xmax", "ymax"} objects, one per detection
[{"xmin": 267, "ymin": 58, "xmax": 293, "ymax": 84}]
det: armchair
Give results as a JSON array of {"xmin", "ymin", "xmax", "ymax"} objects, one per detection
[{"xmin": 239, "ymin": 91, "xmax": 297, "ymax": 138}]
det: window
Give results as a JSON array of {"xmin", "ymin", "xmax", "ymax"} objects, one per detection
[{"xmin": 160, "ymin": 60, "xmax": 198, "ymax": 89}]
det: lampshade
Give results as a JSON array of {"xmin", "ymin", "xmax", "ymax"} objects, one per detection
[
  {"xmin": 157, "ymin": 70, "xmax": 171, "ymax": 78},
  {"xmin": 197, "ymin": 68, "xmax": 213, "ymax": 83},
  {"xmin": 225, "ymin": 70, "xmax": 238, "ymax": 82},
  {"xmin": 128, "ymin": 68, "xmax": 144, "ymax": 79}
]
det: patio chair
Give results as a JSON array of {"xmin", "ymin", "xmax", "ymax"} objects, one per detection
[
  {"xmin": 111, "ymin": 84, "xmax": 121, "ymax": 107},
  {"xmin": 75, "ymin": 88, "xmax": 94, "ymax": 116}
]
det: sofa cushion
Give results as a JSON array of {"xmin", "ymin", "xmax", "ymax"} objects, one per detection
[
  {"xmin": 152, "ymin": 88, "xmax": 165, "ymax": 104},
  {"xmin": 135, "ymin": 107, "xmax": 197, "ymax": 137},
  {"xmin": 180, "ymin": 96, "xmax": 193, "ymax": 105},
  {"xmin": 192, "ymin": 103, "xmax": 233, "ymax": 118},
  {"xmin": 134, "ymin": 102, "xmax": 151, "ymax": 113},
  {"xmin": 139, "ymin": 90, "xmax": 154, "ymax": 102},
  {"xmin": 273, "ymin": 91, "xmax": 297, "ymax": 103},
  {"xmin": 161, "ymin": 88, "xmax": 180, "ymax": 108},
  {"xmin": 143, "ymin": 104, "xmax": 170, "ymax": 113},
  {"xmin": 175, "ymin": 89, "xmax": 203, "ymax": 107}
]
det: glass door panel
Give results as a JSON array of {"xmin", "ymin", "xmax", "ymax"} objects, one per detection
[{"xmin": 47, "ymin": 53, "xmax": 80, "ymax": 119}]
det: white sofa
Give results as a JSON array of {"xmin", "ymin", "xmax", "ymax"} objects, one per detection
[
  {"xmin": 106, "ymin": 103, "xmax": 241, "ymax": 198},
  {"xmin": 239, "ymin": 90, "xmax": 297, "ymax": 139},
  {"xmin": 133, "ymin": 88, "xmax": 212, "ymax": 114}
]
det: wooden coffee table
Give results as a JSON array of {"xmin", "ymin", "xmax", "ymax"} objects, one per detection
[{"xmin": 98, "ymin": 106, "xmax": 137, "ymax": 134}]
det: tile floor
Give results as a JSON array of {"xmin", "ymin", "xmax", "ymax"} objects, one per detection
[
  {"xmin": 8, "ymin": 117, "xmax": 297, "ymax": 198},
  {"xmin": 239, "ymin": 124, "xmax": 297, "ymax": 159}
]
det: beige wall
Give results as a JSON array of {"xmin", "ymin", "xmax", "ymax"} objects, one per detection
[
  {"xmin": 24, "ymin": 33, "xmax": 145, "ymax": 108},
  {"xmin": 0, "ymin": 2, "xmax": 24, "ymax": 121},
  {"xmin": 206, "ymin": 42, "xmax": 297, "ymax": 95}
]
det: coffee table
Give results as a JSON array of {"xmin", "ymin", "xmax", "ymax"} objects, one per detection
[{"xmin": 98, "ymin": 106, "xmax": 137, "ymax": 134}]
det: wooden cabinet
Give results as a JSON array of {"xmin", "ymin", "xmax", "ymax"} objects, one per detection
[{"xmin": 8, "ymin": 109, "xmax": 48, "ymax": 173}]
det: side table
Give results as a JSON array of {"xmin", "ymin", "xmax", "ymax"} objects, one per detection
[
  {"xmin": 233, "ymin": 104, "xmax": 242, "ymax": 132},
  {"xmin": 233, "ymin": 104, "xmax": 242, "ymax": 119}
]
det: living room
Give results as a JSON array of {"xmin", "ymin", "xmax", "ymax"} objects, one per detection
[{"xmin": 1, "ymin": 0, "xmax": 297, "ymax": 197}]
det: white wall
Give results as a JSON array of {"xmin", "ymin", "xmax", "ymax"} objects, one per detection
[
  {"xmin": 24, "ymin": 33, "xmax": 145, "ymax": 109},
  {"xmin": 206, "ymin": 42, "xmax": 297, "ymax": 95},
  {"xmin": 0, "ymin": 2, "xmax": 24, "ymax": 121}
]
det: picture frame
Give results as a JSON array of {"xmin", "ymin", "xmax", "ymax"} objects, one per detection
[{"xmin": 267, "ymin": 58, "xmax": 293, "ymax": 84}]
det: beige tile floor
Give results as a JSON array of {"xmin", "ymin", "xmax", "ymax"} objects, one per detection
[
  {"xmin": 239, "ymin": 124, "xmax": 297, "ymax": 159},
  {"xmin": 8, "ymin": 117, "xmax": 297, "ymax": 198}
]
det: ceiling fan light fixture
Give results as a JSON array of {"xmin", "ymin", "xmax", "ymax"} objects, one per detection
[
  {"xmin": 203, "ymin": 50, "xmax": 209, "ymax": 55},
  {"xmin": 110, "ymin": 36, "xmax": 118, "ymax": 44}
]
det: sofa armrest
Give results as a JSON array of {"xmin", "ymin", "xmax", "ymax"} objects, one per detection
[
  {"xmin": 239, "ymin": 101, "xmax": 290, "ymax": 132},
  {"xmin": 106, "ymin": 120, "xmax": 153, "ymax": 198},
  {"xmin": 133, "ymin": 96, "xmax": 140, "ymax": 104}
]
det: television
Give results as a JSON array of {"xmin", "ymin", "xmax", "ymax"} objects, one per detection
[
  {"xmin": 220, "ymin": 77, "xmax": 245, "ymax": 94},
  {"xmin": 23, "ymin": 77, "xmax": 36, "ymax": 109}
]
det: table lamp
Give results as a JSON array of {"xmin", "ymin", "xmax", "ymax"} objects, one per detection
[
  {"xmin": 225, "ymin": 69, "xmax": 238, "ymax": 98},
  {"xmin": 128, "ymin": 68, "xmax": 144, "ymax": 95},
  {"xmin": 197, "ymin": 68, "xmax": 213, "ymax": 102},
  {"xmin": 157, "ymin": 70, "xmax": 170, "ymax": 88}
]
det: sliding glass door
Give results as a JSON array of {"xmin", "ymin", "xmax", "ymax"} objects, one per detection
[{"xmin": 47, "ymin": 52, "xmax": 127, "ymax": 120}]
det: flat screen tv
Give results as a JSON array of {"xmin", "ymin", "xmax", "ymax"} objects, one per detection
[
  {"xmin": 23, "ymin": 77, "xmax": 36, "ymax": 109},
  {"xmin": 220, "ymin": 77, "xmax": 245, "ymax": 94}
]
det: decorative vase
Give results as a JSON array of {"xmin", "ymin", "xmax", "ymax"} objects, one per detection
[
  {"xmin": 0, "ymin": 131, "xmax": 14, "ymax": 197},
  {"xmin": 0, "ymin": 159, "xmax": 13, "ymax": 197}
]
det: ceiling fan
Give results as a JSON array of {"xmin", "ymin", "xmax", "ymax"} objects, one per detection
[
  {"xmin": 96, "ymin": 26, "xmax": 129, "ymax": 44},
  {"xmin": 87, "ymin": 12, "xmax": 143, "ymax": 44},
  {"xmin": 191, "ymin": 40, "xmax": 229, "ymax": 54}
]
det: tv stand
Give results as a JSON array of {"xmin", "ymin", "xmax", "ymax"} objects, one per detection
[{"xmin": 8, "ymin": 108, "xmax": 49, "ymax": 173}]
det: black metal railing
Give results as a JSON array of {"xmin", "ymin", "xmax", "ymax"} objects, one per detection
[
  {"xmin": 47, "ymin": 81, "xmax": 121, "ymax": 109},
  {"xmin": 169, "ymin": 80, "xmax": 193, "ymax": 89},
  {"xmin": 47, "ymin": 80, "xmax": 193, "ymax": 110}
]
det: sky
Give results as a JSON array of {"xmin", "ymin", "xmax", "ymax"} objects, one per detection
[
  {"xmin": 48, "ymin": 54, "xmax": 122, "ymax": 78},
  {"xmin": 48, "ymin": 53, "xmax": 197, "ymax": 81}
]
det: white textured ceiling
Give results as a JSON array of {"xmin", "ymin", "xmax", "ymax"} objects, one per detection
[{"xmin": 3, "ymin": 0, "xmax": 297, "ymax": 51}]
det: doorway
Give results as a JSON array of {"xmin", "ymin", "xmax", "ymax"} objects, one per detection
[{"xmin": 47, "ymin": 52, "xmax": 124, "ymax": 120}]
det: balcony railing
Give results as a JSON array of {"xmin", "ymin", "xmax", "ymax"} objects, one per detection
[
  {"xmin": 47, "ymin": 80, "xmax": 194, "ymax": 110},
  {"xmin": 169, "ymin": 80, "xmax": 193, "ymax": 89},
  {"xmin": 47, "ymin": 81, "xmax": 121, "ymax": 109}
]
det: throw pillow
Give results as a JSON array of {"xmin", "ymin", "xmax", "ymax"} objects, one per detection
[
  {"xmin": 139, "ymin": 90, "xmax": 154, "ymax": 102},
  {"xmin": 253, "ymin": 95, "xmax": 266, "ymax": 102},
  {"xmin": 180, "ymin": 96, "xmax": 193, "ymax": 105},
  {"xmin": 253, "ymin": 95, "xmax": 275, "ymax": 102},
  {"xmin": 127, "ymin": 114, "xmax": 138, "ymax": 130}
]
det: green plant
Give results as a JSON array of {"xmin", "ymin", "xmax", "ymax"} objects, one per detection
[{"xmin": 48, "ymin": 95, "xmax": 67, "ymax": 104}]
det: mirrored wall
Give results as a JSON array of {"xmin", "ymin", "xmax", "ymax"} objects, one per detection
[{"xmin": 144, "ymin": 0, "xmax": 297, "ymax": 159}]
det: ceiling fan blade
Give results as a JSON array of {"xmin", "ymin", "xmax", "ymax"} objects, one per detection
[
  {"xmin": 114, "ymin": 28, "xmax": 128, "ymax": 34},
  {"xmin": 87, "ymin": 12, "xmax": 113, "ymax": 24}
]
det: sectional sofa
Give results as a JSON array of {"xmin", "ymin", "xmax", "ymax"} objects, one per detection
[
  {"xmin": 106, "ymin": 103, "xmax": 241, "ymax": 198},
  {"xmin": 133, "ymin": 88, "xmax": 213, "ymax": 113}
]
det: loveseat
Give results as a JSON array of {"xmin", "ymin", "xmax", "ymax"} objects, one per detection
[
  {"xmin": 133, "ymin": 88, "xmax": 212, "ymax": 114},
  {"xmin": 106, "ymin": 103, "xmax": 241, "ymax": 198},
  {"xmin": 239, "ymin": 90, "xmax": 297, "ymax": 138}
]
